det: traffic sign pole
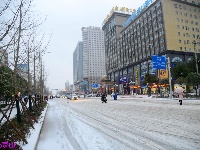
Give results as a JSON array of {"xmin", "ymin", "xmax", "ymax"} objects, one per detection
[{"xmin": 167, "ymin": 57, "xmax": 172, "ymax": 99}]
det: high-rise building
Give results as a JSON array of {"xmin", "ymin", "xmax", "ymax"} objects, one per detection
[
  {"xmin": 102, "ymin": 0, "xmax": 200, "ymax": 94},
  {"xmin": 65, "ymin": 80, "xmax": 70, "ymax": 91},
  {"xmin": 73, "ymin": 41, "xmax": 83, "ymax": 92},
  {"xmin": 81, "ymin": 26, "xmax": 106, "ymax": 92}
]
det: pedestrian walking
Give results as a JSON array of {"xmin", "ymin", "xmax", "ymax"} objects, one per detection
[
  {"xmin": 175, "ymin": 86, "xmax": 184, "ymax": 105},
  {"xmin": 178, "ymin": 92, "xmax": 183, "ymax": 105}
]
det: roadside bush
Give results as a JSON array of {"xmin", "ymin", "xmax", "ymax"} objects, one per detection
[{"xmin": 0, "ymin": 101, "xmax": 47, "ymax": 149}]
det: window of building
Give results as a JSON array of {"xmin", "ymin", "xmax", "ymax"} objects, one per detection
[
  {"xmin": 178, "ymin": 32, "xmax": 180, "ymax": 36},
  {"xmin": 180, "ymin": 47, "xmax": 182, "ymax": 50},
  {"xmin": 192, "ymin": 28, "xmax": 195, "ymax": 31},
  {"xmin": 190, "ymin": 14, "xmax": 193, "ymax": 18},
  {"xmin": 174, "ymin": 4, "xmax": 178, "ymax": 8},
  {"xmin": 191, "ymin": 21, "xmax": 193, "ymax": 24},
  {"xmin": 195, "ymin": 22, "xmax": 198, "ymax": 25},
  {"xmin": 176, "ymin": 18, "xmax": 179, "ymax": 21},
  {"xmin": 179, "ymin": 39, "xmax": 181, "ymax": 43}
]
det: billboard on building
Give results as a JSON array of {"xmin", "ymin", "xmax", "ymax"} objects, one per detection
[{"xmin": 119, "ymin": 76, "xmax": 127, "ymax": 84}]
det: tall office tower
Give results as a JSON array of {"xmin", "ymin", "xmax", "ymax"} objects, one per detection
[
  {"xmin": 65, "ymin": 80, "xmax": 70, "ymax": 91},
  {"xmin": 73, "ymin": 41, "xmax": 83, "ymax": 92},
  {"xmin": 82, "ymin": 26, "xmax": 106, "ymax": 91}
]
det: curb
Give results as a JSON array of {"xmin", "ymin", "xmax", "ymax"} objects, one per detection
[{"xmin": 34, "ymin": 103, "xmax": 48, "ymax": 150}]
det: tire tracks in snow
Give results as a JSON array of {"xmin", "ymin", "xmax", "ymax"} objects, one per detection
[{"xmin": 67, "ymin": 104, "xmax": 174, "ymax": 150}]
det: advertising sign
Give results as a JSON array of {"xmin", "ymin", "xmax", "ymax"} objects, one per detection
[
  {"xmin": 152, "ymin": 55, "xmax": 166, "ymax": 70},
  {"xmin": 119, "ymin": 76, "xmax": 127, "ymax": 84},
  {"xmin": 158, "ymin": 69, "xmax": 168, "ymax": 79}
]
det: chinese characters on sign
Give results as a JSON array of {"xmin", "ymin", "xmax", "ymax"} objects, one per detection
[
  {"xmin": 123, "ymin": 0, "xmax": 156, "ymax": 27},
  {"xmin": 119, "ymin": 76, "xmax": 127, "ymax": 84},
  {"xmin": 135, "ymin": 68, "xmax": 139, "ymax": 85},
  {"xmin": 103, "ymin": 6, "xmax": 135, "ymax": 25},
  {"xmin": 152, "ymin": 55, "xmax": 166, "ymax": 70},
  {"xmin": 0, "ymin": 142, "xmax": 16, "ymax": 149}
]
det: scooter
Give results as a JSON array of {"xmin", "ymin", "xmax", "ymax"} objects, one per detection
[{"xmin": 101, "ymin": 97, "xmax": 107, "ymax": 103}]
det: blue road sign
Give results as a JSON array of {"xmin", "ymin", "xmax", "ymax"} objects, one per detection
[
  {"xmin": 92, "ymin": 83, "xmax": 99, "ymax": 88},
  {"xmin": 119, "ymin": 76, "xmax": 127, "ymax": 84},
  {"xmin": 152, "ymin": 55, "xmax": 166, "ymax": 69}
]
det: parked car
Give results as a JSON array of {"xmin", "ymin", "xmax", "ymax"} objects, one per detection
[
  {"xmin": 56, "ymin": 95, "xmax": 60, "ymax": 98},
  {"xmin": 44, "ymin": 95, "xmax": 48, "ymax": 101},
  {"xmin": 96, "ymin": 93, "xmax": 101, "ymax": 97},
  {"xmin": 87, "ymin": 94, "xmax": 93, "ymax": 97},
  {"xmin": 70, "ymin": 94, "xmax": 78, "ymax": 100}
]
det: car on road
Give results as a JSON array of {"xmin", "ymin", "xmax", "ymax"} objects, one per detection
[
  {"xmin": 70, "ymin": 94, "xmax": 78, "ymax": 100},
  {"xmin": 87, "ymin": 94, "xmax": 94, "ymax": 97},
  {"xmin": 66, "ymin": 95, "xmax": 71, "ymax": 99},
  {"xmin": 56, "ymin": 95, "xmax": 60, "ymax": 98}
]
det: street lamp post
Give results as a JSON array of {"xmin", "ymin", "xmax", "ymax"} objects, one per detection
[
  {"xmin": 192, "ymin": 40, "xmax": 198, "ymax": 74},
  {"xmin": 167, "ymin": 57, "xmax": 172, "ymax": 99}
]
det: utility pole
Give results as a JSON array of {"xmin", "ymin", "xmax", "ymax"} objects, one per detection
[{"xmin": 167, "ymin": 57, "xmax": 172, "ymax": 99}]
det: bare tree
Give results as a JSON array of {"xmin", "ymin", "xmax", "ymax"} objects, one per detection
[{"xmin": 1, "ymin": 0, "xmax": 51, "ymax": 96}]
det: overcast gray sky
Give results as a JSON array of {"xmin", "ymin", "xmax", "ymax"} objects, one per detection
[{"xmin": 33, "ymin": 0, "xmax": 147, "ymax": 91}]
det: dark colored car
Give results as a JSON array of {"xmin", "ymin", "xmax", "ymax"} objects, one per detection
[
  {"xmin": 96, "ymin": 94, "xmax": 101, "ymax": 97},
  {"xmin": 44, "ymin": 95, "xmax": 48, "ymax": 101}
]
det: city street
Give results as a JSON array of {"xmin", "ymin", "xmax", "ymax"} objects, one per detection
[{"xmin": 37, "ymin": 96, "xmax": 200, "ymax": 150}]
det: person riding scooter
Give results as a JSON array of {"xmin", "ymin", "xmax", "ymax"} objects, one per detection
[{"xmin": 101, "ymin": 93, "xmax": 107, "ymax": 103}]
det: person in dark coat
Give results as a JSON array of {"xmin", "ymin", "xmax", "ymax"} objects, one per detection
[{"xmin": 101, "ymin": 93, "xmax": 107, "ymax": 102}]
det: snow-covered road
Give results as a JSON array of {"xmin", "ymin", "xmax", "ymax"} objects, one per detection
[{"xmin": 37, "ymin": 97, "xmax": 200, "ymax": 150}]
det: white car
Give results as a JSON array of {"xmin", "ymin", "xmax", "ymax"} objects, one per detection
[{"xmin": 70, "ymin": 94, "xmax": 78, "ymax": 100}]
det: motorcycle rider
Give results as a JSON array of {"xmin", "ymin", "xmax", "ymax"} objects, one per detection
[{"xmin": 101, "ymin": 93, "xmax": 107, "ymax": 102}]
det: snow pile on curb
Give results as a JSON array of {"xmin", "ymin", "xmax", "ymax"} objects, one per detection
[{"xmin": 20, "ymin": 104, "xmax": 48, "ymax": 150}]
